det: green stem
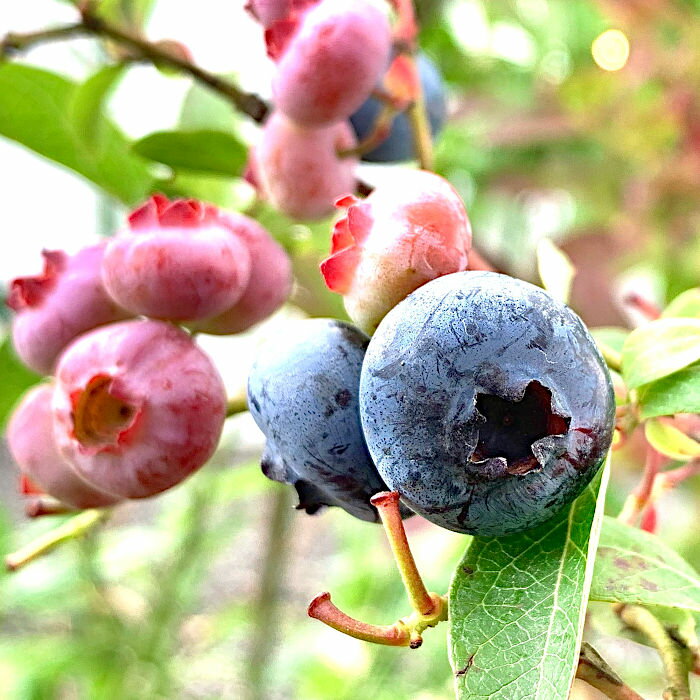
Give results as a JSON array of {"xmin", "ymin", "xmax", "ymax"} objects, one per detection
[
  {"xmin": 245, "ymin": 485, "xmax": 295, "ymax": 700},
  {"xmin": 617, "ymin": 604, "xmax": 692, "ymax": 700},
  {"xmin": 226, "ymin": 395, "xmax": 248, "ymax": 417},
  {"xmin": 406, "ymin": 73, "xmax": 434, "ymax": 170},
  {"xmin": 5, "ymin": 509, "xmax": 108, "ymax": 571}
]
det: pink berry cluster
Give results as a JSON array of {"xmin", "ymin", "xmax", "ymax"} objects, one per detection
[
  {"xmin": 246, "ymin": 0, "xmax": 392, "ymax": 219},
  {"xmin": 321, "ymin": 169, "xmax": 473, "ymax": 332},
  {"xmin": 6, "ymin": 195, "xmax": 292, "ymax": 514}
]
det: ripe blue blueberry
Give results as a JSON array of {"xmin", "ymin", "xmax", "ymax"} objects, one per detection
[
  {"xmin": 359, "ymin": 271, "xmax": 615, "ymax": 536},
  {"xmin": 350, "ymin": 53, "xmax": 447, "ymax": 163},
  {"xmin": 248, "ymin": 318, "xmax": 403, "ymax": 522}
]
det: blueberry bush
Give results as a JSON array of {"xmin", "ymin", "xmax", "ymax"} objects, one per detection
[{"xmin": 1, "ymin": 1, "xmax": 699, "ymax": 699}]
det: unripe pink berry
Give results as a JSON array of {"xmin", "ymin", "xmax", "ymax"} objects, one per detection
[
  {"xmin": 101, "ymin": 195, "xmax": 251, "ymax": 322},
  {"xmin": 254, "ymin": 111, "xmax": 358, "ymax": 220},
  {"xmin": 320, "ymin": 170, "xmax": 472, "ymax": 332},
  {"xmin": 52, "ymin": 319, "xmax": 226, "ymax": 499},
  {"xmin": 192, "ymin": 213, "xmax": 292, "ymax": 334},
  {"xmin": 269, "ymin": 0, "xmax": 391, "ymax": 126},
  {"xmin": 246, "ymin": 0, "xmax": 317, "ymax": 28},
  {"xmin": 7, "ymin": 384, "xmax": 121, "ymax": 509},
  {"xmin": 8, "ymin": 245, "xmax": 131, "ymax": 375}
]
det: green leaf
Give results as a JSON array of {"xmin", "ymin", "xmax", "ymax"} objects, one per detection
[
  {"xmin": 644, "ymin": 418, "xmax": 700, "ymax": 460},
  {"xmin": 70, "ymin": 64, "xmax": 126, "ymax": 148},
  {"xmin": 663, "ymin": 288, "xmax": 700, "ymax": 319},
  {"xmin": 180, "ymin": 79, "xmax": 242, "ymax": 132},
  {"xmin": 590, "ymin": 327, "xmax": 629, "ymax": 354},
  {"xmin": 0, "ymin": 64, "xmax": 152, "ymax": 204},
  {"xmin": 621, "ymin": 318, "xmax": 700, "ymax": 389},
  {"xmin": 591, "ymin": 517, "xmax": 700, "ymax": 611},
  {"xmin": 637, "ymin": 362, "xmax": 700, "ymax": 419},
  {"xmin": 536, "ymin": 238, "xmax": 575, "ymax": 304},
  {"xmin": 0, "ymin": 337, "xmax": 41, "ymax": 430},
  {"xmin": 132, "ymin": 130, "xmax": 247, "ymax": 177},
  {"xmin": 449, "ymin": 458, "xmax": 609, "ymax": 700}
]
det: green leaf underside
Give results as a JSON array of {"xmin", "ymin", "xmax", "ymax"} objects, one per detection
[
  {"xmin": 449, "ymin": 458, "xmax": 609, "ymax": 700},
  {"xmin": 590, "ymin": 517, "xmax": 700, "ymax": 611},
  {"xmin": 132, "ymin": 130, "xmax": 247, "ymax": 177},
  {"xmin": 0, "ymin": 64, "xmax": 152, "ymax": 205},
  {"xmin": 637, "ymin": 361, "xmax": 700, "ymax": 419},
  {"xmin": 622, "ymin": 317, "xmax": 700, "ymax": 389}
]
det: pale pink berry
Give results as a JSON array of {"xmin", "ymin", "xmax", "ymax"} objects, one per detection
[
  {"xmin": 246, "ymin": 0, "xmax": 317, "ymax": 28},
  {"xmin": 320, "ymin": 170, "xmax": 472, "ymax": 332},
  {"xmin": 192, "ymin": 213, "xmax": 292, "ymax": 334},
  {"xmin": 8, "ymin": 245, "xmax": 131, "ymax": 375},
  {"xmin": 254, "ymin": 111, "xmax": 358, "ymax": 220},
  {"xmin": 7, "ymin": 384, "xmax": 121, "ymax": 509},
  {"xmin": 52, "ymin": 320, "xmax": 226, "ymax": 499},
  {"xmin": 101, "ymin": 195, "xmax": 251, "ymax": 322},
  {"xmin": 269, "ymin": 0, "xmax": 391, "ymax": 126}
]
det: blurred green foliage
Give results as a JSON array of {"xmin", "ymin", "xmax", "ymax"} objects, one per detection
[{"xmin": 1, "ymin": 0, "xmax": 699, "ymax": 698}]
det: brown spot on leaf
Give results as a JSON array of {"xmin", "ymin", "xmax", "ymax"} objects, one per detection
[{"xmin": 455, "ymin": 654, "xmax": 475, "ymax": 677}]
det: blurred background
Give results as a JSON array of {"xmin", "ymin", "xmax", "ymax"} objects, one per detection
[{"xmin": 0, "ymin": 0, "xmax": 699, "ymax": 698}]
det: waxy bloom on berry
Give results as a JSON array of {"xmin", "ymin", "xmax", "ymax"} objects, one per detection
[
  {"xmin": 7, "ymin": 384, "xmax": 121, "ymax": 509},
  {"xmin": 253, "ymin": 111, "xmax": 358, "ymax": 220},
  {"xmin": 52, "ymin": 320, "xmax": 226, "ymax": 499},
  {"xmin": 192, "ymin": 212, "xmax": 292, "ymax": 334},
  {"xmin": 102, "ymin": 195, "xmax": 251, "ymax": 322},
  {"xmin": 269, "ymin": 0, "xmax": 391, "ymax": 127},
  {"xmin": 8, "ymin": 244, "xmax": 131, "ymax": 375},
  {"xmin": 321, "ymin": 170, "xmax": 472, "ymax": 333}
]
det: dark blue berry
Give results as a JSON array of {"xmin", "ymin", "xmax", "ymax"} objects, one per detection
[
  {"xmin": 359, "ymin": 271, "xmax": 615, "ymax": 536},
  {"xmin": 248, "ymin": 318, "xmax": 403, "ymax": 522},
  {"xmin": 350, "ymin": 53, "xmax": 447, "ymax": 163}
]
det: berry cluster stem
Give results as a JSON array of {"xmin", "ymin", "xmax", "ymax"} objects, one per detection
[
  {"xmin": 5, "ymin": 508, "xmax": 109, "ymax": 572},
  {"xmin": 615, "ymin": 604, "xmax": 692, "ymax": 700},
  {"xmin": 576, "ymin": 642, "xmax": 645, "ymax": 700}
]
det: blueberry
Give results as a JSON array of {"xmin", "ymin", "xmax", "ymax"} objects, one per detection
[
  {"xmin": 248, "ymin": 318, "xmax": 404, "ymax": 522},
  {"xmin": 359, "ymin": 271, "xmax": 615, "ymax": 536},
  {"xmin": 350, "ymin": 53, "xmax": 447, "ymax": 163}
]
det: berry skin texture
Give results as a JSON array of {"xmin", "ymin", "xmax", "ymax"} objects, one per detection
[
  {"xmin": 101, "ymin": 195, "xmax": 251, "ymax": 322},
  {"xmin": 52, "ymin": 319, "xmax": 226, "ymax": 500},
  {"xmin": 8, "ymin": 245, "xmax": 131, "ymax": 375},
  {"xmin": 350, "ymin": 53, "xmax": 447, "ymax": 163},
  {"xmin": 360, "ymin": 271, "xmax": 615, "ymax": 537},
  {"xmin": 254, "ymin": 111, "xmax": 358, "ymax": 220},
  {"xmin": 321, "ymin": 170, "xmax": 471, "ymax": 333},
  {"xmin": 190, "ymin": 213, "xmax": 292, "ymax": 334},
  {"xmin": 269, "ymin": 0, "xmax": 391, "ymax": 126},
  {"xmin": 7, "ymin": 384, "xmax": 121, "ymax": 509},
  {"xmin": 247, "ymin": 318, "xmax": 400, "ymax": 522}
]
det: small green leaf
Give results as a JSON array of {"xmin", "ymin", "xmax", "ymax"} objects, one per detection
[
  {"xmin": 536, "ymin": 238, "xmax": 575, "ymax": 304},
  {"xmin": 591, "ymin": 517, "xmax": 700, "ymax": 611},
  {"xmin": 637, "ymin": 362, "xmax": 700, "ymax": 419},
  {"xmin": 662, "ymin": 288, "xmax": 700, "ymax": 319},
  {"xmin": 132, "ymin": 130, "xmax": 247, "ymax": 177},
  {"xmin": 0, "ymin": 337, "xmax": 41, "ymax": 430},
  {"xmin": 449, "ymin": 458, "xmax": 609, "ymax": 700},
  {"xmin": 590, "ymin": 327, "xmax": 629, "ymax": 354},
  {"xmin": 70, "ymin": 64, "xmax": 126, "ymax": 148},
  {"xmin": 644, "ymin": 418, "xmax": 700, "ymax": 461},
  {"xmin": 0, "ymin": 64, "xmax": 152, "ymax": 204},
  {"xmin": 621, "ymin": 318, "xmax": 700, "ymax": 389},
  {"xmin": 180, "ymin": 79, "xmax": 241, "ymax": 132}
]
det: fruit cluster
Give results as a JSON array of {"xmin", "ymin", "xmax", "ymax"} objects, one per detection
[
  {"xmin": 7, "ymin": 195, "xmax": 292, "ymax": 513},
  {"xmin": 248, "ymin": 175, "xmax": 614, "ymax": 535},
  {"xmin": 245, "ymin": 0, "xmax": 447, "ymax": 219}
]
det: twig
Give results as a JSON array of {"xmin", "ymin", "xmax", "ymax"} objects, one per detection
[
  {"xmin": 5, "ymin": 509, "xmax": 109, "ymax": 571},
  {"xmin": 616, "ymin": 604, "xmax": 692, "ymax": 700},
  {"xmin": 576, "ymin": 642, "xmax": 646, "ymax": 700},
  {"xmin": 1, "ymin": 12, "xmax": 269, "ymax": 123}
]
